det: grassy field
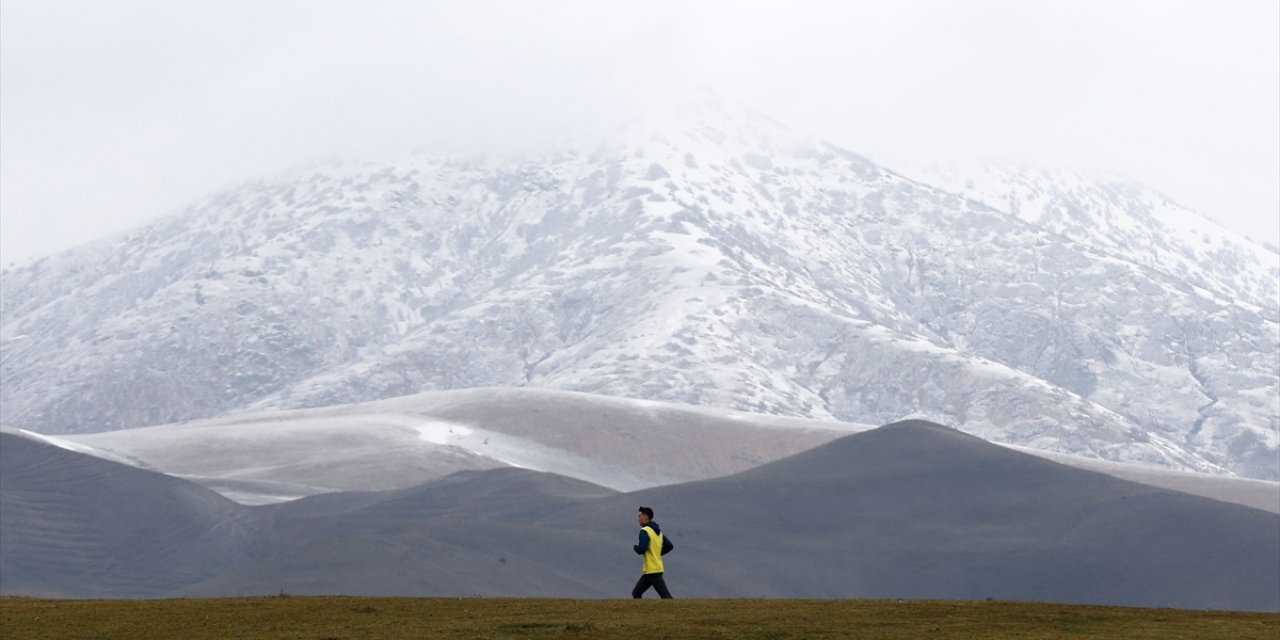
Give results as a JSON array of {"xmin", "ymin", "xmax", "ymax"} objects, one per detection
[{"xmin": 2, "ymin": 596, "xmax": 1276, "ymax": 640}]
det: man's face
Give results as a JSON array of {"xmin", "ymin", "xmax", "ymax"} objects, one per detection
[{"xmin": 637, "ymin": 512, "xmax": 651, "ymax": 526}]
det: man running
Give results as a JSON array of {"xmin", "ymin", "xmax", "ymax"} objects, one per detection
[{"xmin": 632, "ymin": 506, "xmax": 674, "ymax": 599}]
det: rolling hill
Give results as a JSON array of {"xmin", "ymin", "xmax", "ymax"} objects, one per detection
[{"xmin": 4, "ymin": 417, "xmax": 1276, "ymax": 610}]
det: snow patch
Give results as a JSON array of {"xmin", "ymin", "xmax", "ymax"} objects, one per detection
[{"xmin": 414, "ymin": 421, "xmax": 474, "ymax": 444}]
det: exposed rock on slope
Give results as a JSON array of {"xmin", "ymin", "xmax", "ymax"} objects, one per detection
[{"xmin": 2, "ymin": 105, "xmax": 1276, "ymax": 478}]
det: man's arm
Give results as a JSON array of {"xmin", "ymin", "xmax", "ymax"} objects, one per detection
[
  {"xmin": 634, "ymin": 529, "xmax": 650, "ymax": 555},
  {"xmin": 661, "ymin": 536, "xmax": 673, "ymax": 555}
]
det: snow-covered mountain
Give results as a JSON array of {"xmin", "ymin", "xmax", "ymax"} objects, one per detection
[
  {"xmin": 895, "ymin": 161, "xmax": 1278, "ymax": 309},
  {"xmin": 2, "ymin": 101, "xmax": 1277, "ymax": 479}
]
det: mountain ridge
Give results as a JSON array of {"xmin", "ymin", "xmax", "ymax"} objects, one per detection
[{"xmin": 2, "ymin": 106, "xmax": 1276, "ymax": 478}]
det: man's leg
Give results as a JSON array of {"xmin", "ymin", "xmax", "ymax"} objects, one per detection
[
  {"xmin": 632, "ymin": 574, "xmax": 652, "ymax": 599},
  {"xmin": 650, "ymin": 573, "xmax": 673, "ymax": 599}
]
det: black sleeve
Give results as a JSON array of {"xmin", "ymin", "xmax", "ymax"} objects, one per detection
[
  {"xmin": 634, "ymin": 530, "xmax": 649, "ymax": 555},
  {"xmin": 661, "ymin": 535, "xmax": 674, "ymax": 555}
]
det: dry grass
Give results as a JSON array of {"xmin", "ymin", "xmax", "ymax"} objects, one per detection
[{"xmin": 2, "ymin": 596, "xmax": 1276, "ymax": 640}]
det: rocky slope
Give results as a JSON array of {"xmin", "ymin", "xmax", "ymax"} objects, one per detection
[{"xmin": 2, "ymin": 102, "xmax": 1276, "ymax": 478}]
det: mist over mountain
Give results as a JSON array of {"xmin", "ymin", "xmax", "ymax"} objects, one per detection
[{"xmin": 2, "ymin": 100, "xmax": 1276, "ymax": 479}]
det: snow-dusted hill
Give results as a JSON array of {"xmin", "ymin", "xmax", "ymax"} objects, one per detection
[
  {"xmin": 2, "ymin": 101, "xmax": 1277, "ymax": 478},
  {"xmin": 32, "ymin": 388, "xmax": 873, "ymax": 504},
  {"xmin": 9, "ymin": 387, "xmax": 1273, "ymax": 512}
]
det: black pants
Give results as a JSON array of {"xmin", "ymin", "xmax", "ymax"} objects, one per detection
[{"xmin": 632, "ymin": 572, "xmax": 673, "ymax": 599}]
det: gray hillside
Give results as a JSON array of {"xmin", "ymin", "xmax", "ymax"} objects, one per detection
[
  {"xmin": 187, "ymin": 468, "xmax": 623, "ymax": 598},
  {"xmin": 0, "ymin": 432, "xmax": 263, "ymax": 597},
  {"xmin": 612, "ymin": 421, "xmax": 1280, "ymax": 609},
  {"xmin": 12, "ymin": 420, "xmax": 1261, "ymax": 610}
]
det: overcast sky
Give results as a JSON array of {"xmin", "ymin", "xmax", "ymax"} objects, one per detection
[{"xmin": 2, "ymin": 0, "xmax": 1277, "ymax": 265}]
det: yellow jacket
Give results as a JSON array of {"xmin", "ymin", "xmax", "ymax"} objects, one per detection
[{"xmin": 636, "ymin": 524, "xmax": 672, "ymax": 574}]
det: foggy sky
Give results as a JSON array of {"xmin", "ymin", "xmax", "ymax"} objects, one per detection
[{"xmin": 2, "ymin": 0, "xmax": 1277, "ymax": 265}]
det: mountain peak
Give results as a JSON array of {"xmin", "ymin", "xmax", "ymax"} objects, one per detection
[{"xmin": 1, "ymin": 112, "xmax": 1275, "ymax": 480}]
